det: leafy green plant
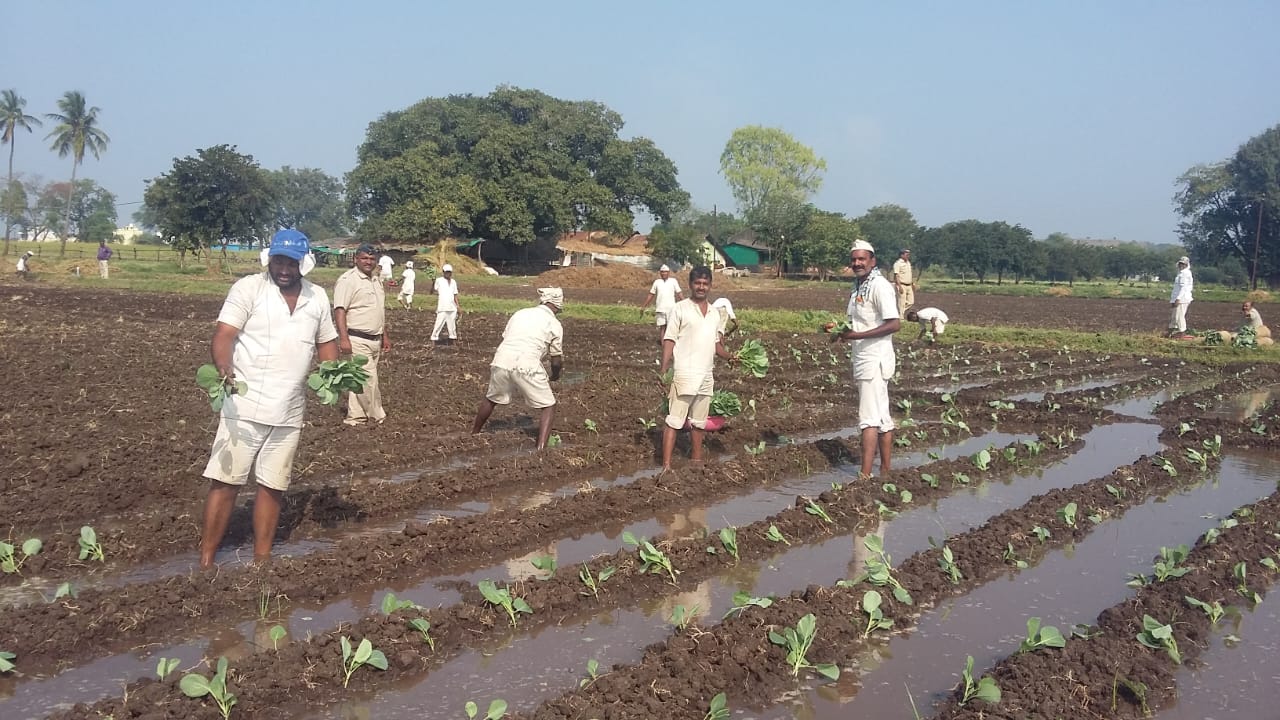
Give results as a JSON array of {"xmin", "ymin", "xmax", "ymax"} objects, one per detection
[
  {"xmin": 763, "ymin": 525, "xmax": 791, "ymax": 545},
  {"xmin": 268, "ymin": 625, "xmax": 286, "ymax": 651},
  {"xmin": 1202, "ymin": 434, "xmax": 1222, "ymax": 458},
  {"xmin": 408, "ymin": 618, "xmax": 436, "ymax": 651},
  {"xmin": 805, "ymin": 500, "xmax": 834, "ymax": 524},
  {"xmin": 670, "ymin": 604, "xmax": 701, "ymax": 630},
  {"xmin": 1184, "ymin": 595, "xmax": 1225, "ymax": 624},
  {"xmin": 1003, "ymin": 543, "xmax": 1028, "ymax": 569},
  {"xmin": 1152, "ymin": 455, "xmax": 1177, "ymax": 477},
  {"xmin": 856, "ymin": 535, "xmax": 913, "ymax": 605},
  {"xmin": 921, "ymin": 472, "xmax": 939, "ymax": 489},
  {"xmin": 1185, "ymin": 447, "xmax": 1209, "ymax": 472},
  {"xmin": 580, "ymin": 658, "xmax": 600, "ymax": 687},
  {"xmin": 41, "ymin": 582, "xmax": 76, "ymax": 603},
  {"xmin": 744, "ymin": 440, "xmax": 767, "ymax": 456},
  {"xmin": 972, "ymin": 449, "xmax": 992, "ymax": 471},
  {"xmin": 703, "ymin": 692, "xmax": 730, "ymax": 720},
  {"xmin": 622, "ymin": 531, "xmax": 680, "ymax": 585},
  {"xmin": 710, "ymin": 390, "xmax": 742, "ymax": 417},
  {"xmin": 381, "ymin": 591, "xmax": 423, "ymax": 615},
  {"xmin": 1058, "ymin": 502, "xmax": 1078, "ymax": 528},
  {"xmin": 478, "ymin": 580, "xmax": 532, "ymax": 627},
  {"xmin": 958, "ymin": 655, "xmax": 1001, "ymax": 705},
  {"xmin": 951, "ymin": 471, "xmax": 971, "ymax": 486},
  {"xmin": 340, "ymin": 636, "xmax": 388, "ymax": 688},
  {"xmin": 935, "ymin": 543, "xmax": 963, "ymax": 585},
  {"xmin": 768, "ymin": 613, "xmax": 839, "ymax": 680},
  {"xmin": 723, "ymin": 591, "xmax": 774, "ymax": 619},
  {"xmin": 0, "ymin": 537, "xmax": 41, "ymax": 574},
  {"xmin": 718, "ymin": 526, "xmax": 739, "ymax": 563},
  {"xmin": 735, "ymin": 339, "xmax": 770, "ymax": 378},
  {"xmin": 1019, "ymin": 617, "xmax": 1066, "ymax": 652},
  {"xmin": 1022, "ymin": 439, "xmax": 1044, "ymax": 456},
  {"xmin": 637, "ymin": 417, "xmax": 657, "ymax": 432},
  {"xmin": 180, "ymin": 656, "xmax": 237, "ymax": 719},
  {"xmin": 530, "ymin": 555, "xmax": 557, "ymax": 578},
  {"xmin": 859, "ymin": 590, "xmax": 894, "ymax": 638},
  {"xmin": 77, "ymin": 525, "xmax": 104, "ymax": 562},
  {"xmin": 583, "ymin": 419, "xmax": 598, "ymax": 434},
  {"xmin": 1234, "ymin": 561, "xmax": 1261, "ymax": 603},
  {"xmin": 1135, "ymin": 615, "xmax": 1181, "ymax": 664},
  {"xmin": 1031, "ymin": 526, "xmax": 1051, "ymax": 543},
  {"xmin": 546, "ymin": 434, "xmax": 563, "ymax": 448},
  {"xmin": 196, "ymin": 363, "xmax": 247, "ymax": 412},
  {"xmin": 0, "ymin": 651, "xmax": 14, "ymax": 673},
  {"xmin": 156, "ymin": 657, "xmax": 179, "ymax": 680},
  {"xmin": 464, "ymin": 699, "xmax": 508, "ymax": 719},
  {"xmin": 307, "ymin": 356, "xmax": 371, "ymax": 405},
  {"xmin": 1105, "ymin": 483, "xmax": 1126, "ymax": 501},
  {"xmin": 578, "ymin": 565, "xmax": 616, "ymax": 599}
]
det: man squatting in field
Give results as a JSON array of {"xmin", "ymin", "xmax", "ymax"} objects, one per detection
[
  {"xmin": 640, "ymin": 264, "xmax": 684, "ymax": 355},
  {"xmin": 199, "ymin": 230, "xmax": 339, "ymax": 568},
  {"xmin": 660, "ymin": 266, "xmax": 735, "ymax": 472},
  {"xmin": 832, "ymin": 239, "xmax": 901, "ymax": 480},
  {"xmin": 472, "ymin": 287, "xmax": 565, "ymax": 449},
  {"xmin": 333, "ymin": 243, "xmax": 391, "ymax": 426}
]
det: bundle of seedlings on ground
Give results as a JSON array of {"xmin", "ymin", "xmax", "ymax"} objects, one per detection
[
  {"xmin": 735, "ymin": 339, "xmax": 770, "ymax": 378},
  {"xmin": 195, "ymin": 364, "xmax": 247, "ymax": 411},
  {"xmin": 709, "ymin": 390, "xmax": 742, "ymax": 417},
  {"xmin": 308, "ymin": 355, "xmax": 371, "ymax": 405}
]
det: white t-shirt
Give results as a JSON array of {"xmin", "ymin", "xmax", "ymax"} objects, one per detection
[
  {"xmin": 399, "ymin": 268, "xmax": 416, "ymax": 295},
  {"xmin": 664, "ymin": 299, "xmax": 727, "ymax": 395},
  {"xmin": 649, "ymin": 277, "xmax": 682, "ymax": 314},
  {"xmin": 1245, "ymin": 307, "xmax": 1263, "ymax": 329},
  {"xmin": 711, "ymin": 297, "xmax": 736, "ymax": 320},
  {"xmin": 377, "ymin": 255, "xmax": 394, "ymax": 277},
  {"xmin": 433, "ymin": 276, "xmax": 459, "ymax": 312},
  {"xmin": 846, "ymin": 274, "xmax": 899, "ymax": 380},
  {"xmin": 1170, "ymin": 268, "xmax": 1193, "ymax": 304},
  {"xmin": 216, "ymin": 273, "xmax": 339, "ymax": 428},
  {"xmin": 915, "ymin": 307, "xmax": 948, "ymax": 327},
  {"xmin": 16, "ymin": 256, "xmax": 29, "ymax": 272},
  {"xmin": 492, "ymin": 304, "xmax": 563, "ymax": 371}
]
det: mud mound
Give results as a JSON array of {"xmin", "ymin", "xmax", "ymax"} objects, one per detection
[
  {"xmin": 1044, "ymin": 285, "xmax": 1073, "ymax": 297},
  {"xmin": 537, "ymin": 263, "xmax": 657, "ymax": 289},
  {"xmin": 1246, "ymin": 289, "xmax": 1272, "ymax": 303}
]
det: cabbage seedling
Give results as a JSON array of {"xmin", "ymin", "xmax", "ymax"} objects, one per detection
[
  {"xmin": 583, "ymin": 419, "xmax": 598, "ymax": 435},
  {"xmin": 921, "ymin": 473, "xmax": 939, "ymax": 488},
  {"xmin": 1019, "ymin": 617, "xmax": 1066, "ymax": 652},
  {"xmin": 768, "ymin": 613, "xmax": 839, "ymax": 680},
  {"xmin": 0, "ymin": 651, "xmax": 13, "ymax": 673},
  {"xmin": 381, "ymin": 592, "xmax": 424, "ymax": 615},
  {"xmin": 1151, "ymin": 545, "xmax": 1191, "ymax": 582},
  {"xmin": 723, "ymin": 591, "xmax": 773, "ymax": 619},
  {"xmin": 180, "ymin": 656, "xmax": 237, "ymax": 720},
  {"xmin": 1135, "ymin": 615, "xmax": 1181, "ymax": 664},
  {"xmin": 530, "ymin": 555, "xmax": 557, "ymax": 578},
  {"xmin": 958, "ymin": 655, "xmax": 1001, "ymax": 705},
  {"xmin": 637, "ymin": 417, "xmax": 657, "ymax": 432},
  {"xmin": 1057, "ymin": 502, "xmax": 1078, "ymax": 528},
  {"xmin": 0, "ymin": 537, "xmax": 41, "ymax": 574},
  {"xmin": 703, "ymin": 692, "xmax": 729, "ymax": 720},
  {"xmin": 477, "ymin": 580, "xmax": 533, "ymax": 627},
  {"xmin": 859, "ymin": 590, "xmax": 894, "ymax": 638},
  {"xmin": 744, "ymin": 440, "xmax": 766, "ymax": 456},
  {"xmin": 856, "ymin": 535, "xmax": 913, "ymax": 605},
  {"xmin": 1185, "ymin": 447, "xmax": 1208, "ymax": 472},
  {"xmin": 805, "ymin": 500, "xmax": 834, "ymax": 524},
  {"xmin": 41, "ymin": 581, "xmax": 76, "ymax": 603},
  {"xmin": 1031, "ymin": 526, "xmax": 1051, "ymax": 543},
  {"xmin": 579, "ymin": 658, "xmax": 601, "ymax": 687},
  {"xmin": 763, "ymin": 525, "xmax": 791, "ymax": 545},
  {"xmin": 464, "ymin": 699, "xmax": 508, "ymax": 719},
  {"xmin": 936, "ymin": 544, "xmax": 962, "ymax": 585},
  {"xmin": 196, "ymin": 364, "xmax": 247, "ymax": 412},
  {"xmin": 670, "ymin": 604, "xmax": 700, "ymax": 630},
  {"xmin": 1105, "ymin": 484, "xmax": 1125, "ymax": 501},
  {"xmin": 1234, "ymin": 562, "xmax": 1261, "ymax": 603},
  {"xmin": 1003, "ymin": 543, "xmax": 1028, "ymax": 569},
  {"xmin": 1152, "ymin": 456, "xmax": 1177, "ymax": 477},
  {"xmin": 1184, "ymin": 596, "xmax": 1225, "ymax": 624},
  {"xmin": 718, "ymin": 527, "xmax": 739, "ymax": 563},
  {"xmin": 972, "ymin": 449, "xmax": 992, "ymax": 472},
  {"xmin": 156, "ymin": 657, "xmax": 179, "ymax": 680},
  {"xmin": 339, "ymin": 636, "xmax": 388, "ymax": 688},
  {"xmin": 622, "ymin": 532, "xmax": 680, "ymax": 585},
  {"xmin": 78, "ymin": 525, "xmax": 104, "ymax": 562},
  {"xmin": 546, "ymin": 434, "xmax": 563, "ymax": 448},
  {"xmin": 578, "ymin": 565, "xmax": 616, "ymax": 599},
  {"xmin": 408, "ymin": 618, "xmax": 437, "ymax": 651},
  {"xmin": 735, "ymin": 339, "xmax": 770, "ymax": 378},
  {"xmin": 307, "ymin": 356, "xmax": 370, "ymax": 405}
]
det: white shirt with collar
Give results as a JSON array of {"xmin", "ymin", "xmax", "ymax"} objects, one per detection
[
  {"xmin": 434, "ymin": 276, "xmax": 459, "ymax": 312},
  {"xmin": 846, "ymin": 273, "xmax": 899, "ymax": 380},
  {"xmin": 649, "ymin": 277, "xmax": 682, "ymax": 313},
  {"xmin": 664, "ymin": 299, "xmax": 727, "ymax": 395},
  {"xmin": 491, "ymin": 304, "xmax": 563, "ymax": 371},
  {"xmin": 1170, "ymin": 267, "xmax": 1193, "ymax": 304},
  {"xmin": 217, "ymin": 273, "xmax": 339, "ymax": 427}
]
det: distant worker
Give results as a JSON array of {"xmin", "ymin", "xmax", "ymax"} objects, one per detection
[
  {"xmin": 377, "ymin": 253, "xmax": 394, "ymax": 288},
  {"xmin": 97, "ymin": 240, "xmax": 113, "ymax": 279},
  {"xmin": 1237, "ymin": 300, "xmax": 1272, "ymax": 341},
  {"xmin": 660, "ymin": 266, "xmax": 733, "ymax": 472},
  {"xmin": 905, "ymin": 307, "xmax": 948, "ymax": 342},
  {"xmin": 891, "ymin": 249, "xmax": 915, "ymax": 315},
  {"xmin": 15, "ymin": 250, "xmax": 33, "ymax": 279},
  {"xmin": 398, "ymin": 261, "xmax": 416, "ymax": 309},
  {"xmin": 472, "ymin": 287, "xmax": 565, "ymax": 450},
  {"xmin": 1168, "ymin": 256, "xmax": 1194, "ymax": 338},
  {"xmin": 431, "ymin": 263, "xmax": 461, "ymax": 345},
  {"xmin": 711, "ymin": 296, "xmax": 739, "ymax": 336},
  {"xmin": 640, "ymin": 264, "xmax": 684, "ymax": 351},
  {"xmin": 334, "ymin": 243, "xmax": 391, "ymax": 426}
]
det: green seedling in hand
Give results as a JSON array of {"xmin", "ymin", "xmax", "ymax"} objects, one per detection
[
  {"xmin": 735, "ymin": 339, "xmax": 770, "ymax": 378},
  {"xmin": 763, "ymin": 525, "xmax": 791, "ymax": 545},
  {"xmin": 196, "ymin": 364, "xmax": 247, "ymax": 412},
  {"xmin": 1019, "ymin": 617, "xmax": 1066, "ymax": 652},
  {"xmin": 78, "ymin": 525, "xmax": 104, "ymax": 562},
  {"xmin": 530, "ymin": 555, "xmax": 557, "ymax": 578},
  {"xmin": 958, "ymin": 655, "xmax": 1001, "ymax": 705},
  {"xmin": 308, "ymin": 356, "xmax": 370, "ymax": 405},
  {"xmin": 579, "ymin": 658, "xmax": 600, "ymax": 687},
  {"xmin": 1003, "ymin": 543, "xmax": 1028, "ymax": 569},
  {"xmin": 1184, "ymin": 596, "xmax": 1225, "ymax": 625},
  {"xmin": 340, "ymin": 636, "xmax": 388, "ymax": 688},
  {"xmin": 622, "ymin": 531, "xmax": 680, "ymax": 585},
  {"xmin": 703, "ymin": 692, "xmax": 729, "ymax": 720},
  {"xmin": 805, "ymin": 500, "xmax": 834, "ymax": 524},
  {"xmin": 464, "ymin": 699, "xmax": 508, "ymax": 720},
  {"xmin": 768, "ymin": 613, "xmax": 839, "ymax": 680},
  {"xmin": 477, "ymin": 580, "xmax": 533, "ymax": 627},
  {"xmin": 856, "ymin": 535, "xmax": 913, "ymax": 605},
  {"xmin": 381, "ymin": 592, "xmax": 424, "ymax": 615},
  {"xmin": 859, "ymin": 590, "xmax": 894, "ymax": 638},
  {"xmin": 723, "ymin": 591, "xmax": 773, "ymax": 619},
  {"xmin": 180, "ymin": 656, "xmax": 237, "ymax": 720},
  {"xmin": 0, "ymin": 537, "xmax": 42, "ymax": 574},
  {"xmin": 1135, "ymin": 615, "xmax": 1181, "ymax": 664},
  {"xmin": 1058, "ymin": 502, "xmax": 1078, "ymax": 528},
  {"xmin": 156, "ymin": 657, "xmax": 180, "ymax": 680},
  {"xmin": 718, "ymin": 526, "xmax": 739, "ymax": 563},
  {"xmin": 578, "ymin": 565, "xmax": 616, "ymax": 599},
  {"xmin": 408, "ymin": 618, "xmax": 436, "ymax": 651}
]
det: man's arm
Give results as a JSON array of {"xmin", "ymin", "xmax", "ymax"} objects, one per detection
[
  {"xmin": 659, "ymin": 339, "xmax": 675, "ymax": 377},
  {"xmin": 381, "ymin": 324, "xmax": 391, "ymax": 352},
  {"xmin": 333, "ymin": 307, "xmax": 352, "ymax": 354},
  {"xmin": 211, "ymin": 322, "xmax": 241, "ymax": 383},
  {"xmin": 548, "ymin": 355, "xmax": 563, "ymax": 382},
  {"xmin": 837, "ymin": 318, "xmax": 901, "ymax": 341},
  {"xmin": 317, "ymin": 340, "xmax": 339, "ymax": 363},
  {"xmin": 640, "ymin": 291, "xmax": 655, "ymax": 311}
]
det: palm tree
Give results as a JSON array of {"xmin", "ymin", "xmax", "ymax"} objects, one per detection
[
  {"xmin": 46, "ymin": 91, "xmax": 109, "ymax": 257},
  {"xmin": 1, "ymin": 89, "xmax": 42, "ymax": 257}
]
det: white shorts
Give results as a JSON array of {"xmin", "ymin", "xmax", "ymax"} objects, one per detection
[
  {"xmin": 486, "ymin": 366, "xmax": 556, "ymax": 409},
  {"xmin": 399, "ymin": 291, "xmax": 413, "ymax": 302},
  {"xmin": 202, "ymin": 417, "xmax": 301, "ymax": 491},
  {"xmin": 666, "ymin": 389, "xmax": 711, "ymax": 430},
  {"xmin": 655, "ymin": 311, "xmax": 669, "ymax": 327},
  {"xmin": 856, "ymin": 375, "xmax": 894, "ymax": 432}
]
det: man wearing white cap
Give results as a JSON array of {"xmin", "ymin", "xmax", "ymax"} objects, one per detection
[
  {"xmin": 431, "ymin": 263, "xmax": 460, "ymax": 344},
  {"xmin": 15, "ymin": 250, "xmax": 33, "ymax": 278},
  {"xmin": 1168, "ymin": 256, "xmax": 1194, "ymax": 338},
  {"xmin": 199, "ymin": 229, "xmax": 339, "ymax": 568},
  {"xmin": 472, "ymin": 287, "xmax": 565, "ymax": 449},
  {"xmin": 398, "ymin": 261, "xmax": 417, "ymax": 309},
  {"xmin": 640, "ymin": 264, "xmax": 684, "ymax": 354},
  {"xmin": 832, "ymin": 239, "xmax": 900, "ymax": 481}
]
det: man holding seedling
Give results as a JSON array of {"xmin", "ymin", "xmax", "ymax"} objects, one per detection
[
  {"xmin": 641, "ymin": 264, "xmax": 684, "ymax": 353},
  {"xmin": 660, "ymin": 265, "xmax": 734, "ymax": 472},
  {"xmin": 832, "ymin": 240, "xmax": 900, "ymax": 481},
  {"xmin": 472, "ymin": 287, "xmax": 565, "ymax": 449},
  {"xmin": 334, "ymin": 243, "xmax": 391, "ymax": 425},
  {"xmin": 199, "ymin": 229, "xmax": 339, "ymax": 569}
]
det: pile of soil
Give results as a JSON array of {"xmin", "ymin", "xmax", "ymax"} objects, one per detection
[{"xmin": 537, "ymin": 263, "xmax": 657, "ymax": 289}]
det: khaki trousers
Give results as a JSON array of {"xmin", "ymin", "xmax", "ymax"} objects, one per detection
[{"xmin": 345, "ymin": 335, "xmax": 386, "ymax": 425}]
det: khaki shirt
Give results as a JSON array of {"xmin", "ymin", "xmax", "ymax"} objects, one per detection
[
  {"xmin": 892, "ymin": 258, "xmax": 913, "ymax": 286},
  {"xmin": 333, "ymin": 267, "xmax": 386, "ymax": 334}
]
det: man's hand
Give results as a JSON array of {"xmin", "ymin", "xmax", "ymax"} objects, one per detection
[{"xmin": 339, "ymin": 336, "xmax": 353, "ymax": 354}]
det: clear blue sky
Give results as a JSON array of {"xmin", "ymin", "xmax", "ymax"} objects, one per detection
[{"xmin": 6, "ymin": 1, "xmax": 1279, "ymax": 245}]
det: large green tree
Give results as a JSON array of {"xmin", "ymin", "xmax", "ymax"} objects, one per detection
[
  {"xmin": 143, "ymin": 145, "xmax": 276, "ymax": 262},
  {"xmin": 855, "ymin": 204, "xmax": 918, "ymax": 258},
  {"xmin": 266, "ymin": 166, "xmax": 349, "ymax": 241},
  {"xmin": 347, "ymin": 86, "xmax": 688, "ymax": 244},
  {"xmin": 1, "ymin": 90, "xmax": 42, "ymax": 256},
  {"xmin": 802, "ymin": 209, "xmax": 860, "ymax": 281},
  {"xmin": 746, "ymin": 194, "xmax": 812, "ymax": 276},
  {"xmin": 720, "ymin": 125, "xmax": 826, "ymax": 218},
  {"xmin": 45, "ymin": 91, "xmax": 109, "ymax": 257}
]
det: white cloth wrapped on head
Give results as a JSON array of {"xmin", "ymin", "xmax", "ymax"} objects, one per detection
[
  {"xmin": 538, "ymin": 287, "xmax": 564, "ymax": 308},
  {"xmin": 850, "ymin": 239, "xmax": 875, "ymax": 254}
]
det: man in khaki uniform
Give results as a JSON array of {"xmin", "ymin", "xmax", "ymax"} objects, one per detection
[
  {"xmin": 333, "ymin": 243, "xmax": 391, "ymax": 425},
  {"xmin": 891, "ymin": 248, "xmax": 915, "ymax": 315}
]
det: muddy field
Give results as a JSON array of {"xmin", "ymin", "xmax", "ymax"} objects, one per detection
[{"xmin": 1, "ymin": 282, "xmax": 1279, "ymax": 720}]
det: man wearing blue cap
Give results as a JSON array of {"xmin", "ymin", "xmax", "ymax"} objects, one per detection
[{"xmin": 199, "ymin": 229, "xmax": 339, "ymax": 568}]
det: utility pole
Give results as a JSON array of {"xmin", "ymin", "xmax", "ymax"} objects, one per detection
[{"xmin": 1251, "ymin": 200, "xmax": 1263, "ymax": 291}]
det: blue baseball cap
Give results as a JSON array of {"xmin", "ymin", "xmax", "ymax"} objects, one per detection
[{"xmin": 269, "ymin": 229, "xmax": 310, "ymax": 261}]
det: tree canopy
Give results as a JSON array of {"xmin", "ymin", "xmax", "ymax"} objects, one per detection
[
  {"xmin": 143, "ymin": 144, "xmax": 275, "ymax": 258},
  {"xmin": 720, "ymin": 125, "xmax": 826, "ymax": 216},
  {"xmin": 347, "ymin": 86, "xmax": 689, "ymax": 244},
  {"xmin": 266, "ymin": 166, "xmax": 349, "ymax": 241},
  {"xmin": 2, "ymin": 89, "xmax": 42, "ymax": 256},
  {"xmin": 45, "ymin": 91, "xmax": 108, "ymax": 256}
]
